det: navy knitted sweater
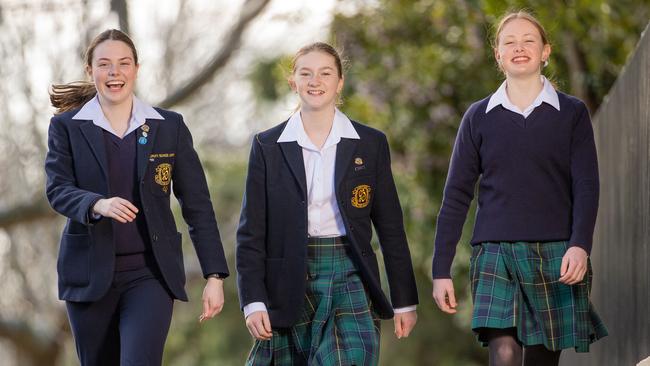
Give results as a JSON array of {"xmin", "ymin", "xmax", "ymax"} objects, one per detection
[{"xmin": 432, "ymin": 92, "xmax": 599, "ymax": 279}]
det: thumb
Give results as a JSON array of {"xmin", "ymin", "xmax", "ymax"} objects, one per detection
[
  {"xmin": 447, "ymin": 288, "xmax": 457, "ymax": 308},
  {"xmin": 560, "ymin": 254, "xmax": 569, "ymax": 276},
  {"xmin": 394, "ymin": 316, "xmax": 404, "ymax": 338},
  {"xmin": 262, "ymin": 312, "xmax": 272, "ymax": 333}
]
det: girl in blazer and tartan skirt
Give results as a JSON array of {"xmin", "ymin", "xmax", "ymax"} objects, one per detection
[
  {"xmin": 45, "ymin": 29, "xmax": 229, "ymax": 366},
  {"xmin": 237, "ymin": 43, "xmax": 419, "ymax": 366},
  {"xmin": 431, "ymin": 11, "xmax": 607, "ymax": 366}
]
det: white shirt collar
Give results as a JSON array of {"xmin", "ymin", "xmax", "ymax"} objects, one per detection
[
  {"xmin": 486, "ymin": 75, "xmax": 560, "ymax": 116},
  {"xmin": 72, "ymin": 95, "xmax": 164, "ymax": 137},
  {"xmin": 277, "ymin": 108, "xmax": 360, "ymax": 150}
]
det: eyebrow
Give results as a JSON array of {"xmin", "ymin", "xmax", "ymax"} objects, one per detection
[
  {"xmin": 96, "ymin": 57, "xmax": 133, "ymax": 62},
  {"xmin": 298, "ymin": 66, "xmax": 335, "ymax": 71},
  {"xmin": 503, "ymin": 33, "xmax": 537, "ymax": 38}
]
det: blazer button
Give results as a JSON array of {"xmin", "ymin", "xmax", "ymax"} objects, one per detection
[
  {"xmin": 361, "ymin": 250, "xmax": 368, "ymax": 256},
  {"xmin": 152, "ymin": 234, "xmax": 158, "ymax": 242}
]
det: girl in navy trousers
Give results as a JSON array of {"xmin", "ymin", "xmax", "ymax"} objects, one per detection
[
  {"xmin": 431, "ymin": 11, "xmax": 607, "ymax": 366},
  {"xmin": 45, "ymin": 29, "xmax": 229, "ymax": 366},
  {"xmin": 237, "ymin": 42, "xmax": 418, "ymax": 366}
]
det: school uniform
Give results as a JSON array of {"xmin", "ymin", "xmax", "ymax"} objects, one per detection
[
  {"xmin": 45, "ymin": 95, "xmax": 229, "ymax": 365},
  {"xmin": 237, "ymin": 109, "xmax": 418, "ymax": 365},
  {"xmin": 432, "ymin": 77, "xmax": 607, "ymax": 352}
]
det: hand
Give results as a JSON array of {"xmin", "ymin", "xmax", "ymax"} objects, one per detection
[
  {"xmin": 93, "ymin": 197, "xmax": 138, "ymax": 223},
  {"xmin": 245, "ymin": 311, "xmax": 273, "ymax": 341},
  {"xmin": 199, "ymin": 277, "xmax": 224, "ymax": 323},
  {"xmin": 432, "ymin": 278, "xmax": 457, "ymax": 314},
  {"xmin": 394, "ymin": 310, "xmax": 417, "ymax": 339},
  {"xmin": 559, "ymin": 246, "xmax": 588, "ymax": 285}
]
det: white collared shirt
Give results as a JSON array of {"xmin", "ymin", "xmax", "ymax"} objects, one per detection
[
  {"xmin": 277, "ymin": 108, "xmax": 359, "ymax": 238},
  {"xmin": 244, "ymin": 108, "xmax": 416, "ymax": 318},
  {"xmin": 485, "ymin": 76, "xmax": 560, "ymax": 118},
  {"xmin": 72, "ymin": 94, "xmax": 164, "ymax": 137}
]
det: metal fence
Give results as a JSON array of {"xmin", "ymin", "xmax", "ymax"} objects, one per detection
[{"xmin": 562, "ymin": 23, "xmax": 650, "ymax": 366}]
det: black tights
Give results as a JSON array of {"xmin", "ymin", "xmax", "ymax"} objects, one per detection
[{"xmin": 485, "ymin": 328, "xmax": 561, "ymax": 366}]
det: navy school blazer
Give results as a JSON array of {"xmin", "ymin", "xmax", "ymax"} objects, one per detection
[
  {"xmin": 45, "ymin": 108, "xmax": 229, "ymax": 302},
  {"xmin": 236, "ymin": 120, "xmax": 419, "ymax": 327}
]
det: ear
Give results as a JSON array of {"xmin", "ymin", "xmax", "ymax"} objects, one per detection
[
  {"xmin": 288, "ymin": 76, "xmax": 297, "ymax": 92},
  {"xmin": 85, "ymin": 64, "xmax": 92, "ymax": 78},
  {"xmin": 542, "ymin": 44, "xmax": 551, "ymax": 62},
  {"xmin": 493, "ymin": 47, "xmax": 501, "ymax": 64},
  {"xmin": 337, "ymin": 76, "xmax": 344, "ymax": 94}
]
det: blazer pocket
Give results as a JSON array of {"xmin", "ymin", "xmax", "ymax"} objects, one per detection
[
  {"xmin": 346, "ymin": 175, "xmax": 376, "ymax": 218},
  {"xmin": 149, "ymin": 159, "xmax": 175, "ymax": 196},
  {"xmin": 264, "ymin": 258, "xmax": 285, "ymax": 309},
  {"xmin": 57, "ymin": 233, "xmax": 91, "ymax": 286}
]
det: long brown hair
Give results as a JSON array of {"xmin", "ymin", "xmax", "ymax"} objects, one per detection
[{"xmin": 49, "ymin": 29, "xmax": 139, "ymax": 114}]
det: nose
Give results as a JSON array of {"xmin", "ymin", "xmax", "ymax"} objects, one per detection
[
  {"xmin": 514, "ymin": 41, "xmax": 524, "ymax": 52},
  {"xmin": 308, "ymin": 74, "xmax": 321, "ymax": 86},
  {"xmin": 108, "ymin": 64, "xmax": 118, "ymax": 76}
]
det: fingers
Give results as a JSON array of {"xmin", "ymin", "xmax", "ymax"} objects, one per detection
[
  {"xmin": 560, "ymin": 253, "xmax": 569, "ymax": 277},
  {"xmin": 246, "ymin": 312, "xmax": 272, "ymax": 340},
  {"xmin": 394, "ymin": 316, "xmax": 403, "ymax": 339},
  {"xmin": 102, "ymin": 197, "xmax": 138, "ymax": 223},
  {"xmin": 432, "ymin": 284, "xmax": 457, "ymax": 314},
  {"xmin": 394, "ymin": 312, "xmax": 417, "ymax": 339},
  {"xmin": 261, "ymin": 312, "xmax": 272, "ymax": 334},
  {"xmin": 199, "ymin": 297, "xmax": 210, "ymax": 323},
  {"xmin": 559, "ymin": 253, "xmax": 587, "ymax": 285}
]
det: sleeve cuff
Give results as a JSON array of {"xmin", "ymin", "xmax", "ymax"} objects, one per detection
[
  {"xmin": 394, "ymin": 305, "xmax": 417, "ymax": 314},
  {"xmin": 243, "ymin": 302, "xmax": 267, "ymax": 318}
]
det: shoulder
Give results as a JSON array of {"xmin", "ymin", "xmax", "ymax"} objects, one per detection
[
  {"xmin": 255, "ymin": 120, "xmax": 289, "ymax": 145},
  {"xmin": 50, "ymin": 108, "xmax": 83, "ymax": 126},
  {"xmin": 350, "ymin": 120, "xmax": 388, "ymax": 145},
  {"xmin": 153, "ymin": 108, "xmax": 183, "ymax": 124},
  {"xmin": 556, "ymin": 91, "xmax": 589, "ymax": 116},
  {"xmin": 465, "ymin": 95, "xmax": 492, "ymax": 121}
]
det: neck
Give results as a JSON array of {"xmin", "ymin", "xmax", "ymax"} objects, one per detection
[
  {"xmin": 98, "ymin": 95, "xmax": 134, "ymax": 137},
  {"xmin": 300, "ymin": 106, "xmax": 336, "ymax": 149},
  {"xmin": 505, "ymin": 74, "xmax": 544, "ymax": 111}
]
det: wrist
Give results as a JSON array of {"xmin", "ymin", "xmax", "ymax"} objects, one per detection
[{"xmin": 207, "ymin": 273, "xmax": 224, "ymax": 282}]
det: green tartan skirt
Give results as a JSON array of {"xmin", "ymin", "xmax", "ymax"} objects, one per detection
[
  {"xmin": 246, "ymin": 238, "xmax": 380, "ymax": 366},
  {"xmin": 469, "ymin": 241, "xmax": 608, "ymax": 352}
]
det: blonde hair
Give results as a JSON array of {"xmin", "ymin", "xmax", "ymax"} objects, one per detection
[
  {"xmin": 50, "ymin": 29, "xmax": 139, "ymax": 114},
  {"xmin": 493, "ymin": 10, "xmax": 550, "ymax": 48}
]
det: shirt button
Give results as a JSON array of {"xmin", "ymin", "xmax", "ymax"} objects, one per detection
[{"xmin": 152, "ymin": 234, "xmax": 158, "ymax": 242}]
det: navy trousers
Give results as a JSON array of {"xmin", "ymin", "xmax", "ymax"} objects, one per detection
[{"xmin": 66, "ymin": 266, "xmax": 174, "ymax": 366}]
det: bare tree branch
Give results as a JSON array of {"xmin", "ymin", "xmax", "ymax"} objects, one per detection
[
  {"xmin": 561, "ymin": 32, "xmax": 597, "ymax": 112},
  {"xmin": 111, "ymin": 0, "xmax": 130, "ymax": 34},
  {"xmin": 158, "ymin": 0, "xmax": 271, "ymax": 108}
]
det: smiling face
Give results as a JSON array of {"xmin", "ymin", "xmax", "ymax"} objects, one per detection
[
  {"xmin": 289, "ymin": 50, "xmax": 344, "ymax": 112},
  {"xmin": 86, "ymin": 39, "xmax": 139, "ymax": 107},
  {"xmin": 495, "ymin": 18, "xmax": 550, "ymax": 79}
]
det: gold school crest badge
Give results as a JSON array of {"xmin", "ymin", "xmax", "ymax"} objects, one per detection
[
  {"xmin": 351, "ymin": 184, "xmax": 371, "ymax": 208},
  {"xmin": 155, "ymin": 163, "xmax": 172, "ymax": 193}
]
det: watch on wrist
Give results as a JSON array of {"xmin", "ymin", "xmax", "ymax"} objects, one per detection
[{"xmin": 207, "ymin": 273, "xmax": 222, "ymax": 280}]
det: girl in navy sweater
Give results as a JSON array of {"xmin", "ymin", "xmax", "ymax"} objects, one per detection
[
  {"xmin": 431, "ymin": 11, "xmax": 607, "ymax": 366},
  {"xmin": 46, "ymin": 29, "xmax": 228, "ymax": 365}
]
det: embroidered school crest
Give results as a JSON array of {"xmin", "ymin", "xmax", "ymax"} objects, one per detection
[
  {"xmin": 155, "ymin": 163, "xmax": 172, "ymax": 193},
  {"xmin": 351, "ymin": 184, "xmax": 371, "ymax": 208}
]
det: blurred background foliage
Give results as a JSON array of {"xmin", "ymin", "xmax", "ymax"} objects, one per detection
[{"xmin": 0, "ymin": 0, "xmax": 648, "ymax": 365}]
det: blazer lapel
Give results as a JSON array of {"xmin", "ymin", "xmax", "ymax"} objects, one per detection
[
  {"xmin": 334, "ymin": 138, "xmax": 358, "ymax": 196},
  {"xmin": 136, "ymin": 119, "xmax": 159, "ymax": 181},
  {"xmin": 279, "ymin": 142, "xmax": 307, "ymax": 199},
  {"xmin": 79, "ymin": 121, "xmax": 109, "ymax": 179}
]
